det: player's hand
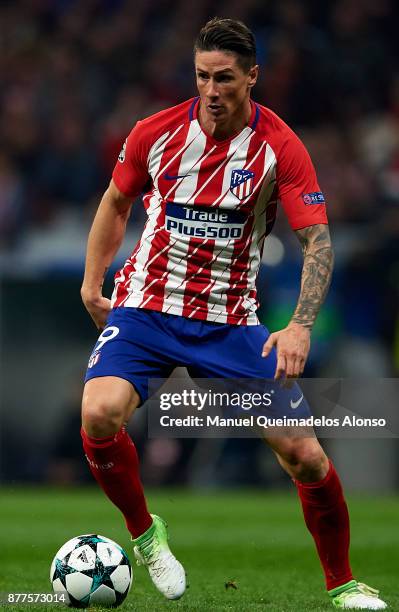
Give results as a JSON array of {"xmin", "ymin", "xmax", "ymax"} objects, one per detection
[
  {"xmin": 81, "ymin": 291, "xmax": 111, "ymax": 331},
  {"xmin": 261, "ymin": 322, "xmax": 311, "ymax": 379}
]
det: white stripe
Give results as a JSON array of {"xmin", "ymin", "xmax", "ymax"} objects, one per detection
[
  {"xmin": 210, "ymin": 128, "xmax": 254, "ymax": 208},
  {"xmin": 154, "ymin": 123, "xmax": 190, "ymax": 188},
  {"xmin": 162, "ymin": 239, "xmax": 212, "ymax": 315},
  {"xmin": 217, "ymin": 141, "xmax": 267, "ymax": 209},
  {"xmin": 204, "ymin": 143, "xmax": 276, "ymax": 322},
  {"xmin": 115, "ymin": 195, "xmax": 156, "ymax": 306},
  {"xmin": 121, "ymin": 132, "xmax": 174, "ymax": 304},
  {"xmin": 161, "ymin": 122, "xmax": 214, "ymax": 315},
  {"xmin": 165, "ymin": 120, "xmax": 208, "ymax": 202},
  {"xmin": 205, "ymin": 228, "xmax": 254, "ymax": 321},
  {"xmin": 162, "ymin": 129, "xmax": 253, "ymax": 317},
  {"xmin": 191, "ymin": 241, "xmax": 236, "ymax": 323},
  {"xmin": 111, "ymin": 260, "xmax": 127, "ymax": 306},
  {"xmin": 199, "ymin": 134, "xmax": 260, "ymax": 320},
  {"xmin": 187, "ymin": 127, "xmax": 253, "ymax": 206},
  {"xmin": 234, "ymin": 146, "xmax": 278, "ymax": 315},
  {"xmin": 184, "ymin": 240, "xmax": 233, "ymax": 306},
  {"xmin": 236, "ymin": 143, "xmax": 276, "ymax": 209},
  {"xmin": 144, "ymin": 122, "xmax": 206, "ymax": 302},
  {"xmin": 148, "ymin": 131, "xmax": 171, "ymax": 180},
  {"xmin": 123, "ymin": 193, "xmax": 164, "ymax": 305},
  {"xmin": 138, "ymin": 236, "xmax": 179, "ymax": 295},
  {"xmin": 176, "ymin": 141, "xmax": 217, "ymax": 201}
]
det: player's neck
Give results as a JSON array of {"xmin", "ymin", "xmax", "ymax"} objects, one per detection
[{"xmin": 198, "ymin": 98, "xmax": 252, "ymax": 141}]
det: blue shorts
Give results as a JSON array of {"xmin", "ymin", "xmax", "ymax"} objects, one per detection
[{"xmin": 84, "ymin": 307, "xmax": 311, "ymax": 418}]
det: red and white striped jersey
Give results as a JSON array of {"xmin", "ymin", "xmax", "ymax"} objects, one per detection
[{"xmin": 111, "ymin": 97, "xmax": 327, "ymax": 325}]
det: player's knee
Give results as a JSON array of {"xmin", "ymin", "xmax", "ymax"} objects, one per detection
[
  {"xmin": 81, "ymin": 397, "xmax": 126, "ymax": 437},
  {"xmin": 279, "ymin": 440, "xmax": 328, "ymax": 482},
  {"xmin": 293, "ymin": 446, "xmax": 328, "ymax": 482},
  {"xmin": 293, "ymin": 444, "xmax": 328, "ymax": 482}
]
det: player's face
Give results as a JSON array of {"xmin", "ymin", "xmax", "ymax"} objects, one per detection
[{"xmin": 195, "ymin": 51, "xmax": 258, "ymax": 123}]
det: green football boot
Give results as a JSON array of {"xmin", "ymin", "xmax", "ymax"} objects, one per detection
[
  {"xmin": 330, "ymin": 580, "xmax": 387, "ymax": 609},
  {"xmin": 133, "ymin": 514, "xmax": 186, "ymax": 600}
]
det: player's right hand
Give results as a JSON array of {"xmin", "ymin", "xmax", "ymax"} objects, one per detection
[{"xmin": 81, "ymin": 292, "xmax": 112, "ymax": 331}]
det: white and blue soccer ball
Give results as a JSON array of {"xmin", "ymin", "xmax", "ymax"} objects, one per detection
[{"xmin": 50, "ymin": 534, "xmax": 133, "ymax": 608}]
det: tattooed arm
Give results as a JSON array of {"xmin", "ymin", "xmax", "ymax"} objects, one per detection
[
  {"xmin": 292, "ymin": 224, "xmax": 334, "ymax": 328},
  {"xmin": 262, "ymin": 224, "xmax": 334, "ymax": 378},
  {"xmin": 81, "ymin": 179, "xmax": 132, "ymax": 330}
]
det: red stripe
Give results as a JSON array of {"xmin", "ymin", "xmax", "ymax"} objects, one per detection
[
  {"xmin": 182, "ymin": 239, "xmax": 215, "ymax": 319},
  {"xmin": 191, "ymin": 144, "xmax": 230, "ymax": 206},
  {"xmin": 139, "ymin": 239, "xmax": 179, "ymax": 309},
  {"xmin": 178, "ymin": 141, "xmax": 228, "ymax": 319},
  {"xmin": 184, "ymin": 133, "xmax": 267, "ymax": 321},
  {"xmin": 156, "ymin": 123, "xmax": 192, "ymax": 192},
  {"xmin": 225, "ymin": 222, "xmax": 255, "ymax": 323},
  {"xmin": 183, "ymin": 135, "xmax": 262, "ymax": 319},
  {"xmin": 224, "ymin": 139, "xmax": 270, "ymax": 322},
  {"xmin": 135, "ymin": 125, "xmax": 191, "ymax": 307},
  {"xmin": 137, "ymin": 224, "xmax": 173, "ymax": 307},
  {"xmin": 113, "ymin": 259, "xmax": 135, "ymax": 307},
  {"xmin": 162, "ymin": 129, "xmax": 213, "ymax": 204},
  {"xmin": 113, "ymin": 193, "xmax": 155, "ymax": 306}
]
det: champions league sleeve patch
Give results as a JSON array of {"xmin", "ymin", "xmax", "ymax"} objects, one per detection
[
  {"xmin": 118, "ymin": 140, "xmax": 127, "ymax": 163},
  {"xmin": 302, "ymin": 191, "xmax": 325, "ymax": 205}
]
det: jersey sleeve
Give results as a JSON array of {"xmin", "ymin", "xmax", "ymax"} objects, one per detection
[
  {"xmin": 112, "ymin": 121, "xmax": 151, "ymax": 198},
  {"xmin": 276, "ymin": 131, "xmax": 328, "ymax": 230}
]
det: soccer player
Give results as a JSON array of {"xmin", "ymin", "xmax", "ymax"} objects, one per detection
[{"xmin": 80, "ymin": 18, "xmax": 387, "ymax": 610}]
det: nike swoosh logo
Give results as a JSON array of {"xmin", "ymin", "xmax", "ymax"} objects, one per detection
[
  {"xmin": 290, "ymin": 394, "xmax": 304, "ymax": 409},
  {"xmin": 164, "ymin": 172, "xmax": 191, "ymax": 181}
]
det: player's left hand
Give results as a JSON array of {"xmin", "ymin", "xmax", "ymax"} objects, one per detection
[{"xmin": 261, "ymin": 322, "xmax": 311, "ymax": 379}]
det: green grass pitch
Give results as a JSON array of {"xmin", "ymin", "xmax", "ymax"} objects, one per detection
[{"xmin": 1, "ymin": 488, "xmax": 398, "ymax": 611}]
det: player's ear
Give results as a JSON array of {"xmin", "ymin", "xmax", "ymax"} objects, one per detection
[{"xmin": 248, "ymin": 64, "xmax": 259, "ymax": 89}]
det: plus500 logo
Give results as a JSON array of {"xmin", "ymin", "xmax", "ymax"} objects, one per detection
[
  {"xmin": 165, "ymin": 203, "xmax": 245, "ymax": 240},
  {"xmin": 166, "ymin": 218, "xmax": 243, "ymax": 239}
]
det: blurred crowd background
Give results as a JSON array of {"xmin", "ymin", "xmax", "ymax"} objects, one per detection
[{"xmin": 1, "ymin": 0, "xmax": 399, "ymax": 489}]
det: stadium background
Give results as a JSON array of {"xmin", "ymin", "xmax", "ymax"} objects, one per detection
[{"xmin": 1, "ymin": 0, "xmax": 398, "ymax": 490}]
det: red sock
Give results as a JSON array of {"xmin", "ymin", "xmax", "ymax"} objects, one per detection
[
  {"xmin": 295, "ymin": 460, "xmax": 353, "ymax": 590},
  {"xmin": 81, "ymin": 427, "xmax": 152, "ymax": 538}
]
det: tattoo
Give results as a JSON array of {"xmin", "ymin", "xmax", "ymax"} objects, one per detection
[{"xmin": 291, "ymin": 224, "xmax": 334, "ymax": 329}]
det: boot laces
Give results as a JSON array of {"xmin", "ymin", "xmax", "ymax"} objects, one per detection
[
  {"xmin": 356, "ymin": 583, "xmax": 380, "ymax": 598},
  {"xmin": 136, "ymin": 533, "xmax": 170, "ymax": 579}
]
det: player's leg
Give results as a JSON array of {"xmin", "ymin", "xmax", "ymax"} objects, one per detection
[
  {"xmin": 266, "ymin": 435, "xmax": 352, "ymax": 587},
  {"xmin": 186, "ymin": 320, "xmax": 386, "ymax": 609},
  {"xmin": 81, "ymin": 308, "xmax": 186, "ymax": 599},
  {"xmin": 266, "ymin": 434, "xmax": 387, "ymax": 610},
  {"xmin": 81, "ymin": 376, "xmax": 151, "ymax": 537},
  {"xmin": 82, "ymin": 375, "xmax": 139, "ymax": 437}
]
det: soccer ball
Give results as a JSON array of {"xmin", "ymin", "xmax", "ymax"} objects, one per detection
[{"xmin": 50, "ymin": 534, "xmax": 133, "ymax": 608}]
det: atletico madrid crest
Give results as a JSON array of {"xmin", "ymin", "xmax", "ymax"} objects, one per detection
[
  {"xmin": 88, "ymin": 351, "xmax": 101, "ymax": 368},
  {"xmin": 230, "ymin": 169, "xmax": 255, "ymax": 200}
]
